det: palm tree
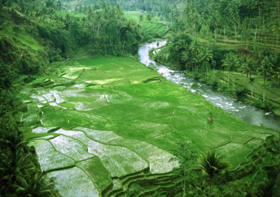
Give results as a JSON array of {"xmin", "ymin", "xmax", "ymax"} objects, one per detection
[
  {"xmin": 0, "ymin": 118, "xmax": 58, "ymax": 196},
  {"xmin": 198, "ymin": 47, "xmax": 213, "ymax": 77},
  {"xmin": 184, "ymin": 2, "xmax": 201, "ymax": 35},
  {"xmin": 271, "ymin": 67, "xmax": 280, "ymax": 87},
  {"xmin": 171, "ymin": 143, "xmax": 198, "ymax": 197},
  {"xmin": 14, "ymin": 170, "xmax": 58, "ymax": 197},
  {"xmin": 241, "ymin": 57, "xmax": 256, "ymax": 96},
  {"xmin": 222, "ymin": 53, "xmax": 239, "ymax": 88},
  {"xmin": 222, "ymin": 53, "xmax": 238, "ymax": 72},
  {"xmin": 227, "ymin": 3, "xmax": 240, "ymax": 43},
  {"xmin": 181, "ymin": 52, "xmax": 190, "ymax": 70},
  {"xmin": 258, "ymin": 50, "xmax": 275, "ymax": 102},
  {"xmin": 199, "ymin": 151, "xmax": 228, "ymax": 196},
  {"xmin": 259, "ymin": 56, "xmax": 273, "ymax": 87},
  {"xmin": 210, "ymin": 10, "xmax": 222, "ymax": 41},
  {"xmin": 241, "ymin": 56, "xmax": 255, "ymax": 82},
  {"xmin": 190, "ymin": 41, "xmax": 203, "ymax": 72}
]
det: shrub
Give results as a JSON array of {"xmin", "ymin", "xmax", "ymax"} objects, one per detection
[{"xmin": 235, "ymin": 87, "xmax": 248, "ymax": 100}]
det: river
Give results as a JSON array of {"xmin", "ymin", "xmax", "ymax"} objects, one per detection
[{"xmin": 139, "ymin": 40, "xmax": 280, "ymax": 131}]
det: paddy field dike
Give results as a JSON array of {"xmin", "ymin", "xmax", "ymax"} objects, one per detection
[{"xmin": 19, "ymin": 56, "xmax": 276, "ymax": 196}]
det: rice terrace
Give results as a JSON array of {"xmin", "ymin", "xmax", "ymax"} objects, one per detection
[{"xmin": 1, "ymin": 0, "xmax": 280, "ymax": 196}]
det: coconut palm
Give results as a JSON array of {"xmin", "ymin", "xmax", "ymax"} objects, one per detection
[
  {"xmin": 190, "ymin": 41, "xmax": 203, "ymax": 71},
  {"xmin": 222, "ymin": 53, "xmax": 240, "ymax": 88},
  {"xmin": 257, "ymin": 50, "xmax": 275, "ymax": 101},
  {"xmin": 241, "ymin": 56, "xmax": 255, "ymax": 82},
  {"xmin": 198, "ymin": 47, "xmax": 213, "ymax": 77},
  {"xmin": 222, "ymin": 52, "xmax": 239, "ymax": 72},
  {"xmin": 258, "ymin": 56, "xmax": 274, "ymax": 87},
  {"xmin": 0, "ymin": 118, "xmax": 58, "ymax": 196},
  {"xmin": 199, "ymin": 151, "xmax": 228, "ymax": 196},
  {"xmin": 271, "ymin": 67, "xmax": 280, "ymax": 87},
  {"xmin": 14, "ymin": 170, "xmax": 58, "ymax": 197},
  {"xmin": 241, "ymin": 57, "xmax": 256, "ymax": 96},
  {"xmin": 171, "ymin": 143, "xmax": 198, "ymax": 197}
]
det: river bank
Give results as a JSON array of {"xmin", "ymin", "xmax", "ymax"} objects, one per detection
[
  {"xmin": 185, "ymin": 70, "xmax": 280, "ymax": 117},
  {"xmin": 146, "ymin": 41, "xmax": 280, "ymax": 131}
]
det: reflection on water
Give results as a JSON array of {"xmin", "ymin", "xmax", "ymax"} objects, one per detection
[{"xmin": 139, "ymin": 41, "xmax": 280, "ymax": 131}]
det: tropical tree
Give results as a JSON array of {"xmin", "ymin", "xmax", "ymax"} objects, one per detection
[
  {"xmin": 222, "ymin": 52, "xmax": 239, "ymax": 71},
  {"xmin": 183, "ymin": 0, "xmax": 201, "ymax": 35},
  {"xmin": 271, "ymin": 66, "xmax": 280, "ymax": 87},
  {"xmin": 189, "ymin": 40, "xmax": 203, "ymax": 71},
  {"xmin": 171, "ymin": 142, "xmax": 198, "ymax": 197},
  {"xmin": 199, "ymin": 151, "xmax": 228, "ymax": 196},
  {"xmin": 241, "ymin": 56, "xmax": 255, "ymax": 81},
  {"xmin": 258, "ymin": 55, "xmax": 274, "ymax": 87},
  {"xmin": 85, "ymin": 2, "xmax": 141, "ymax": 55},
  {"xmin": 258, "ymin": 53, "xmax": 274, "ymax": 102},
  {"xmin": 240, "ymin": 56, "xmax": 255, "ymax": 96},
  {"xmin": 226, "ymin": 1, "xmax": 240, "ymax": 42},
  {"xmin": 14, "ymin": 170, "xmax": 58, "ymax": 197},
  {"xmin": 222, "ymin": 52, "xmax": 240, "ymax": 88},
  {"xmin": 209, "ymin": 9, "xmax": 222, "ymax": 40},
  {"xmin": 271, "ymin": 19, "xmax": 280, "ymax": 44},
  {"xmin": 0, "ymin": 115, "xmax": 58, "ymax": 196},
  {"xmin": 168, "ymin": 33, "xmax": 192, "ymax": 69},
  {"xmin": 198, "ymin": 47, "xmax": 213, "ymax": 77}
]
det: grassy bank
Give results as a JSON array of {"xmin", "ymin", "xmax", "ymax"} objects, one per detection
[
  {"xmin": 150, "ymin": 32, "xmax": 280, "ymax": 117},
  {"xmin": 186, "ymin": 69, "xmax": 280, "ymax": 116}
]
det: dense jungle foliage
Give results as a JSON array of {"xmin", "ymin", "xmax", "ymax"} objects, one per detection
[
  {"xmin": 151, "ymin": 0, "xmax": 280, "ymax": 114},
  {"xmin": 61, "ymin": 0, "xmax": 181, "ymax": 21},
  {"xmin": 165, "ymin": 0, "xmax": 280, "ymax": 86}
]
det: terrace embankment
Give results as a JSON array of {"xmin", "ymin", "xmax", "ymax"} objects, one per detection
[{"xmin": 20, "ymin": 56, "xmax": 277, "ymax": 196}]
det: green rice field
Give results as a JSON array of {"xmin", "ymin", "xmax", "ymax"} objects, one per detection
[
  {"xmin": 19, "ymin": 56, "xmax": 276, "ymax": 196},
  {"xmin": 124, "ymin": 11, "xmax": 167, "ymax": 40}
]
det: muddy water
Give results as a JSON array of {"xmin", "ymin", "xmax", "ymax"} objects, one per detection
[{"xmin": 139, "ymin": 41, "xmax": 280, "ymax": 131}]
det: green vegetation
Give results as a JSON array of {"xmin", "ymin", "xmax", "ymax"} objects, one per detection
[
  {"xmin": 18, "ymin": 56, "xmax": 278, "ymax": 195},
  {"xmin": 1, "ymin": 0, "xmax": 280, "ymax": 196},
  {"xmin": 65, "ymin": 0, "xmax": 180, "ymax": 22},
  {"xmin": 174, "ymin": 0, "xmax": 280, "ymax": 49},
  {"xmin": 0, "ymin": 1, "xmax": 154, "ymax": 196},
  {"xmin": 0, "ymin": 0, "xmax": 146, "ymax": 87},
  {"xmin": 0, "ymin": 90, "xmax": 58, "ymax": 196},
  {"xmin": 124, "ymin": 11, "xmax": 167, "ymax": 42},
  {"xmin": 197, "ymin": 70, "xmax": 280, "ymax": 115},
  {"xmin": 152, "ymin": 33, "xmax": 280, "ymax": 115},
  {"xmin": 157, "ymin": 0, "xmax": 280, "ymax": 115},
  {"xmin": 147, "ymin": 1, "xmax": 280, "ymax": 193}
]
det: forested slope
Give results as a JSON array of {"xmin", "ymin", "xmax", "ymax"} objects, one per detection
[
  {"xmin": 61, "ymin": 0, "xmax": 182, "ymax": 21},
  {"xmin": 152, "ymin": 0, "xmax": 280, "ymax": 116},
  {"xmin": 0, "ymin": 0, "xmax": 147, "ymax": 89},
  {"xmin": 176, "ymin": 0, "xmax": 280, "ymax": 49}
]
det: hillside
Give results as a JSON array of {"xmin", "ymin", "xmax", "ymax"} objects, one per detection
[
  {"xmin": 19, "ymin": 55, "xmax": 278, "ymax": 196},
  {"xmin": 151, "ymin": 0, "xmax": 280, "ymax": 117},
  {"xmin": 124, "ymin": 11, "xmax": 167, "ymax": 42},
  {"xmin": 0, "ymin": 7, "xmax": 48, "ymax": 85},
  {"xmin": 0, "ymin": 2, "xmax": 147, "ymax": 195}
]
